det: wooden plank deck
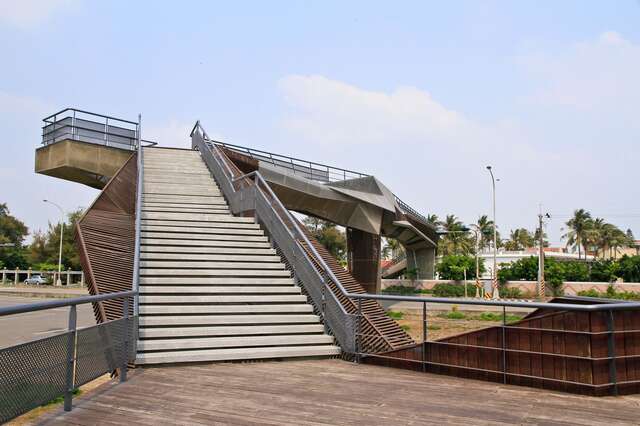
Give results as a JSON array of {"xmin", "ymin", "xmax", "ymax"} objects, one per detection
[{"xmin": 40, "ymin": 359, "xmax": 640, "ymax": 425}]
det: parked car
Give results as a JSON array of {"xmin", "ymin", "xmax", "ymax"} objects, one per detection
[{"xmin": 24, "ymin": 275, "xmax": 49, "ymax": 285}]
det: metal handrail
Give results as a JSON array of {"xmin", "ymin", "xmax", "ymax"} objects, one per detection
[
  {"xmin": 43, "ymin": 108, "xmax": 139, "ymax": 125},
  {"xmin": 132, "ymin": 114, "xmax": 143, "ymax": 316},
  {"xmin": 0, "ymin": 290, "xmax": 136, "ymax": 317}
]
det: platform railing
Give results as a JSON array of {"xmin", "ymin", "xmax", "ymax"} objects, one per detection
[
  {"xmin": 41, "ymin": 108, "xmax": 156, "ymax": 150},
  {"xmin": 192, "ymin": 122, "xmax": 357, "ymax": 353},
  {"xmin": 349, "ymin": 293, "xmax": 640, "ymax": 396},
  {"xmin": 0, "ymin": 290, "xmax": 137, "ymax": 422}
]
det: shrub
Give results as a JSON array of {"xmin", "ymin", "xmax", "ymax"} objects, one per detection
[
  {"xmin": 499, "ymin": 286, "xmax": 523, "ymax": 299},
  {"xmin": 577, "ymin": 285, "xmax": 640, "ymax": 301},
  {"xmin": 477, "ymin": 312, "xmax": 523, "ymax": 323},
  {"xmin": 438, "ymin": 309, "xmax": 467, "ymax": 320},
  {"xmin": 382, "ymin": 285, "xmax": 420, "ymax": 296},
  {"xmin": 432, "ymin": 283, "xmax": 467, "ymax": 298},
  {"xmin": 436, "ymin": 255, "xmax": 485, "ymax": 280}
]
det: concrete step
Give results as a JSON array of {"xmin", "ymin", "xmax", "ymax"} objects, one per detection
[
  {"xmin": 142, "ymin": 202, "xmax": 228, "ymax": 209},
  {"xmin": 142, "ymin": 207, "xmax": 229, "ymax": 215},
  {"xmin": 141, "ymin": 219, "xmax": 257, "ymax": 229},
  {"xmin": 139, "ymin": 304, "xmax": 313, "ymax": 315},
  {"xmin": 139, "ymin": 324, "xmax": 324, "ymax": 338},
  {"xmin": 140, "ymin": 295, "xmax": 307, "ymax": 304},
  {"xmin": 138, "ymin": 334, "xmax": 334, "ymax": 352},
  {"xmin": 142, "ymin": 212, "xmax": 253, "ymax": 222},
  {"xmin": 143, "ymin": 187, "xmax": 220, "ymax": 196},
  {"xmin": 140, "ymin": 246, "xmax": 276, "ymax": 255},
  {"xmin": 140, "ymin": 253, "xmax": 280, "ymax": 262},
  {"xmin": 139, "ymin": 314, "xmax": 319, "ymax": 326},
  {"xmin": 143, "ymin": 169, "xmax": 212, "ymax": 177},
  {"xmin": 143, "ymin": 194, "xmax": 225, "ymax": 202},
  {"xmin": 136, "ymin": 345, "xmax": 340, "ymax": 365},
  {"xmin": 141, "ymin": 226, "xmax": 262, "ymax": 236},
  {"xmin": 140, "ymin": 277, "xmax": 294, "ymax": 285},
  {"xmin": 140, "ymin": 261, "xmax": 284, "ymax": 269},
  {"xmin": 141, "ymin": 232, "xmax": 266, "ymax": 242},
  {"xmin": 141, "ymin": 239, "xmax": 271, "ymax": 249},
  {"xmin": 139, "ymin": 286, "xmax": 301, "ymax": 294},
  {"xmin": 140, "ymin": 269, "xmax": 290, "ymax": 277}
]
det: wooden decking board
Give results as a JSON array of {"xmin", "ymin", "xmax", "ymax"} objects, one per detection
[{"xmin": 41, "ymin": 359, "xmax": 640, "ymax": 425}]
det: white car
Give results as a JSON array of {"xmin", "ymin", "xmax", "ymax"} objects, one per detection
[{"xmin": 24, "ymin": 274, "xmax": 49, "ymax": 285}]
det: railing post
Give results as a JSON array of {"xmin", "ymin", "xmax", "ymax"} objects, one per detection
[
  {"xmin": 64, "ymin": 305, "xmax": 77, "ymax": 412},
  {"xmin": 104, "ymin": 117, "xmax": 109, "ymax": 146},
  {"xmin": 2, "ymin": 269, "xmax": 6, "ymax": 285},
  {"xmin": 14, "ymin": 268, "xmax": 18, "ymax": 286},
  {"xmin": 321, "ymin": 272, "xmax": 327, "ymax": 333},
  {"xmin": 606, "ymin": 309, "xmax": 618, "ymax": 396},
  {"xmin": 356, "ymin": 298, "xmax": 362, "ymax": 363},
  {"xmin": 422, "ymin": 301, "xmax": 427, "ymax": 373},
  {"xmin": 121, "ymin": 297, "xmax": 130, "ymax": 383},
  {"xmin": 502, "ymin": 306, "xmax": 507, "ymax": 384}
]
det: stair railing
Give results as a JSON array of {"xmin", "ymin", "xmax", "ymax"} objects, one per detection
[{"xmin": 191, "ymin": 122, "xmax": 357, "ymax": 353}]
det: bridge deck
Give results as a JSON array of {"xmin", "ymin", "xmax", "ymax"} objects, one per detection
[{"xmin": 41, "ymin": 360, "xmax": 639, "ymax": 425}]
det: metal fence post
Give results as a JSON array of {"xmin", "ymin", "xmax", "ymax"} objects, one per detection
[
  {"xmin": 606, "ymin": 310, "xmax": 618, "ymax": 396},
  {"xmin": 356, "ymin": 299, "xmax": 362, "ymax": 363},
  {"xmin": 422, "ymin": 301, "xmax": 427, "ymax": 373},
  {"xmin": 502, "ymin": 306, "xmax": 507, "ymax": 384},
  {"xmin": 64, "ymin": 305, "xmax": 77, "ymax": 411},
  {"xmin": 121, "ymin": 297, "xmax": 130, "ymax": 383}
]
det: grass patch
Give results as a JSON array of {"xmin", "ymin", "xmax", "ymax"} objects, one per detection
[
  {"xmin": 43, "ymin": 388, "xmax": 81, "ymax": 407},
  {"xmin": 476, "ymin": 312, "xmax": 523, "ymax": 323},
  {"xmin": 382, "ymin": 285, "xmax": 420, "ymax": 296},
  {"xmin": 387, "ymin": 310, "xmax": 404, "ymax": 320},
  {"xmin": 438, "ymin": 310, "xmax": 467, "ymax": 320},
  {"xmin": 427, "ymin": 324, "xmax": 441, "ymax": 331},
  {"xmin": 400, "ymin": 324, "xmax": 411, "ymax": 331}
]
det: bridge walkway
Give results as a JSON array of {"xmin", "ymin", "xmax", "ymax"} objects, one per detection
[{"xmin": 40, "ymin": 359, "xmax": 640, "ymax": 425}]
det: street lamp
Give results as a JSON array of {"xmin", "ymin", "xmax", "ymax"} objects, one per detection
[
  {"xmin": 43, "ymin": 199, "xmax": 65, "ymax": 286},
  {"xmin": 486, "ymin": 166, "xmax": 499, "ymax": 300}
]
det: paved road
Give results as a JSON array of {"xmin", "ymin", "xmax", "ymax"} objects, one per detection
[{"xmin": 0, "ymin": 296, "xmax": 95, "ymax": 349}]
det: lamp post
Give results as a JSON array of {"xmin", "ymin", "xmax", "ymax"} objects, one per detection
[
  {"xmin": 43, "ymin": 200, "xmax": 65, "ymax": 286},
  {"xmin": 486, "ymin": 166, "xmax": 499, "ymax": 300}
]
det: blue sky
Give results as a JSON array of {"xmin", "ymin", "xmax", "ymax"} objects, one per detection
[{"xmin": 1, "ymin": 1, "xmax": 639, "ymax": 246}]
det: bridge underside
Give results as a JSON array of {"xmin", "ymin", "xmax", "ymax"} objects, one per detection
[{"xmin": 35, "ymin": 139, "xmax": 133, "ymax": 189}]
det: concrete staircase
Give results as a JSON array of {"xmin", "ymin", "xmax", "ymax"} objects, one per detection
[{"xmin": 136, "ymin": 147, "xmax": 340, "ymax": 365}]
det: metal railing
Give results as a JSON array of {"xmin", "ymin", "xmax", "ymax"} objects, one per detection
[
  {"xmin": 381, "ymin": 251, "xmax": 407, "ymax": 276},
  {"xmin": 41, "ymin": 108, "xmax": 156, "ymax": 151},
  {"xmin": 0, "ymin": 290, "xmax": 137, "ymax": 422},
  {"xmin": 192, "ymin": 122, "xmax": 357, "ymax": 353},
  {"xmin": 349, "ymin": 293, "xmax": 640, "ymax": 396},
  {"xmin": 210, "ymin": 138, "xmax": 431, "ymax": 225}
]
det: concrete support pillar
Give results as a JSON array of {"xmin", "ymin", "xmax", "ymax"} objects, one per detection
[
  {"xmin": 347, "ymin": 228, "xmax": 381, "ymax": 294},
  {"xmin": 81, "ymin": 272, "xmax": 85, "ymax": 287},
  {"xmin": 14, "ymin": 268, "xmax": 19, "ymax": 285},
  {"xmin": 27, "ymin": 268, "xmax": 32, "ymax": 279},
  {"xmin": 67, "ymin": 268, "xmax": 71, "ymax": 286},
  {"xmin": 404, "ymin": 246, "xmax": 437, "ymax": 280},
  {"xmin": 2, "ymin": 270, "xmax": 6, "ymax": 285}
]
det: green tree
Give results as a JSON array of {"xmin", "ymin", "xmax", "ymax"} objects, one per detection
[
  {"xmin": 475, "ymin": 215, "xmax": 498, "ymax": 251},
  {"xmin": 302, "ymin": 216, "xmax": 347, "ymax": 265},
  {"xmin": 617, "ymin": 255, "xmax": 640, "ymax": 282},
  {"xmin": 0, "ymin": 203, "xmax": 29, "ymax": 268},
  {"xmin": 28, "ymin": 208, "xmax": 84, "ymax": 270},
  {"xmin": 438, "ymin": 214, "xmax": 474, "ymax": 256},
  {"xmin": 503, "ymin": 228, "xmax": 535, "ymax": 251},
  {"xmin": 436, "ymin": 255, "xmax": 485, "ymax": 280},
  {"xmin": 563, "ymin": 209, "xmax": 593, "ymax": 260}
]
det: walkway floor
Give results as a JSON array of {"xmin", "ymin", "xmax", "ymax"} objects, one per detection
[{"xmin": 40, "ymin": 359, "xmax": 640, "ymax": 425}]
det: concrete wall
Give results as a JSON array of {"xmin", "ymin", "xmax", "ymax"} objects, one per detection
[{"xmin": 382, "ymin": 279, "xmax": 640, "ymax": 296}]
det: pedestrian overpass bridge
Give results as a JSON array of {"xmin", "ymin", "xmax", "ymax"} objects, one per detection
[{"xmin": 1, "ymin": 108, "xmax": 639, "ymax": 423}]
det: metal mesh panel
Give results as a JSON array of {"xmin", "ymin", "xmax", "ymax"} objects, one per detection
[
  {"xmin": 0, "ymin": 316, "xmax": 137, "ymax": 423},
  {"xmin": 75, "ymin": 317, "xmax": 137, "ymax": 387},
  {"xmin": 0, "ymin": 332, "xmax": 69, "ymax": 423}
]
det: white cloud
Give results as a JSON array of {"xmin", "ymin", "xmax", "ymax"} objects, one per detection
[
  {"xmin": 518, "ymin": 31, "xmax": 640, "ymax": 122},
  {"xmin": 0, "ymin": 0, "xmax": 78, "ymax": 29}
]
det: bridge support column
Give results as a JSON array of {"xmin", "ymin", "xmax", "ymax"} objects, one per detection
[
  {"xmin": 347, "ymin": 228, "xmax": 381, "ymax": 294},
  {"xmin": 404, "ymin": 246, "xmax": 436, "ymax": 280}
]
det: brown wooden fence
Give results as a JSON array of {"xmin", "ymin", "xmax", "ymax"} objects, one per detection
[
  {"xmin": 75, "ymin": 153, "xmax": 137, "ymax": 323},
  {"xmin": 363, "ymin": 298, "xmax": 640, "ymax": 396}
]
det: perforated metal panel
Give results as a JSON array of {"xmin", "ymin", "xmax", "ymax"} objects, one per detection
[
  {"xmin": 0, "ymin": 316, "xmax": 137, "ymax": 423},
  {"xmin": 0, "ymin": 333, "xmax": 69, "ymax": 423}
]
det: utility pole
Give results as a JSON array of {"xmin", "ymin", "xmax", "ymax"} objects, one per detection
[
  {"xmin": 486, "ymin": 166, "xmax": 499, "ymax": 300},
  {"xmin": 537, "ymin": 210, "xmax": 551, "ymax": 299}
]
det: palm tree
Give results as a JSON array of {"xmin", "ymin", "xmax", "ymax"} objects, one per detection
[
  {"xmin": 563, "ymin": 209, "xmax": 593, "ymax": 259},
  {"xmin": 475, "ymin": 215, "xmax": 496, "ymax": 251},
  {"xmin": 426, "ymin": 214, "xmax": 441, "ymax": 228},
  {"xmin": 504, "ymin": 228, "xmax": 535, "ymax": 251},
  {"xmin": 438, "ymin": 214, "xmax": 473, "ymax": 255}
]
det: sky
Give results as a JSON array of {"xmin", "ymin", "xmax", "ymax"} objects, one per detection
[{"xmin": 1, "ymin": 0, "xmax": 639, "ymax": 247}]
